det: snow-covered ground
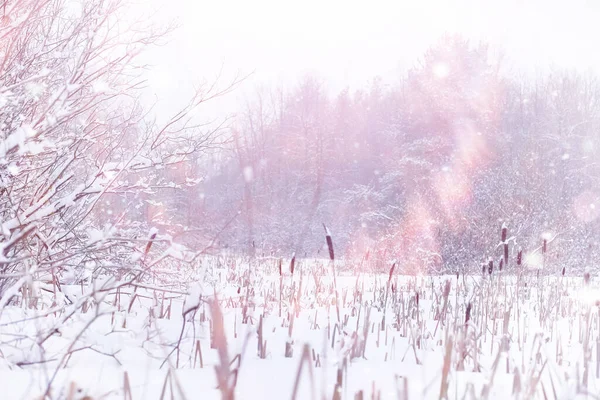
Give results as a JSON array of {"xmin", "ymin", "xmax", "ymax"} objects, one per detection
[{"xmin": 1, "ymin": 256, "xmax": 599, "ymax": 399}]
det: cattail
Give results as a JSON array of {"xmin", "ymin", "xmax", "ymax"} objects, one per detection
[
  {"xmin": 488, "ymin": 260, "xmax": 494, "ymax": 275},
  {"xmin": 561, "ymin": 267, "xmax": 565, "ymax": 276},
  {"xmin": 290, "ymin": 252, "xmax": 296, "ymax": 275},
  {"xmin": 499, "ymin": 258, "xmax": 503, "ymax": 272},
  {"xmin": 278, "ymin": 258, "xmax": 282, "ymax": 276},
  {"xmin": 323, "ymin": 224, "xmax": 334, "ymax": 261},
  {"xmin": 584, "ymin": 272, "xmax": 591, "ymax": 285},
  {"xmin": 443, "ymin": 280, "xmax": 451, "ymax": 297},
  {"xmin": 415, "ymin": 292, "xmax": 419, "ymax": 307},
  {"xmin": 504, "ymin": 244, "xmax": 509, "ymax": 265},
  {"xmin": 543, "ymin": 239, "xmax": 547, "ymax": 254},
  {"xmin": 465, "ymin": 302, "xmax": 472, "ymax": 325},
  {"xmin": 501, "ymin": 224, "xmax": 507, "ymax": 242},
  {"xmin": 513, "ymin": 367, "xmax": 522, "ymax": 395},
  {"xmin": 482, "ymin": 264, "xmax": 486, "ymax": 275},
  {"xmin": 143, "ymin": 229, "xmax": 158, "ymax": 260},
  {"xmin": 456, "ymin": 271, "xmax": 459, "ymax": 280},
  {"xmin": 388, "ymin": 263, "xmax": 396, "ymax": 284},
  {"xmin": 517, "ymin": 250, "xmax": 522, "ymax": 266}
]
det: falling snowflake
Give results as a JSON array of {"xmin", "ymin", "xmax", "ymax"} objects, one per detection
[{"xmin": 243, "ymin": 166, "xmax": 253, "ymax": 182}]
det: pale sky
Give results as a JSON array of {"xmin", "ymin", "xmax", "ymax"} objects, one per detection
[{"xmin": 140, "ymin": 0, "xmax": 600, "ymax": 120}]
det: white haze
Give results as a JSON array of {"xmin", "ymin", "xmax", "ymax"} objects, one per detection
[{"xmin": 143, "ymin": 0, "xmax": 600, "ymax": 119}]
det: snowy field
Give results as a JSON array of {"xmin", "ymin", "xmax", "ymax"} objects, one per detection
[
  {"xmin": 4, "ymin": 0, "xmax": 600, "ymax": 399},
  {"xmin": 1, "ymin": 255, "xmax": 600, "ymax": 400}
]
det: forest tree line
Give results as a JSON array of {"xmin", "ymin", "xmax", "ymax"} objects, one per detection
[{"xmin": 151, "ymin": 35, "xmax": 600, "ymax": 274}]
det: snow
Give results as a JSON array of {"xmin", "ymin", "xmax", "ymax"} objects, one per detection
[
  {"xmin": 87, "ymin": 228, "xmax": 105, "ymax": 244},
  {"xmin": 1, "ymin": 125, "xmax": 35, "ymax": 157},
  {"xmin": 129, "ymin": 252, "xmax": 143, "ymax": 262},
  {"xmin": 92, "ymin": 80, "xmax": 111, "ymax": 94},
  {"xmin": 25, "ymin": 81, "xmax": 45, "ymax": 99},
  {"xmin": 183, "ymin": 282, "xmax": 203, "ymax": 315},
  {"xmin": 6, "ymin": 163, "xmax": 19, "ymax": 175},
  {"xmin": 0, "ymin": 257, "xmax": 598, "ymax": 399}
]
